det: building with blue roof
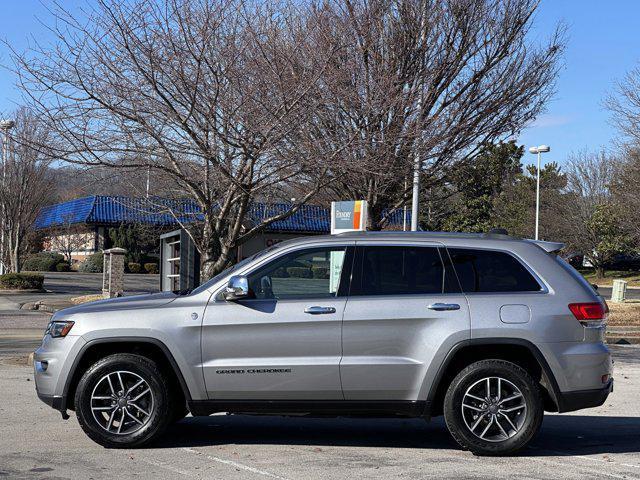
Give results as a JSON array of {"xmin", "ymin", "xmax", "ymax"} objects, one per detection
[{"xmin": 35, "ymin": 195, "xmax": 409, "ymax": 264}]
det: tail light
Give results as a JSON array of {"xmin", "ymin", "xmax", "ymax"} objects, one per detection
[{"xmin": 568, "ymin": 302, "xmax": 608, "ymax": 327}]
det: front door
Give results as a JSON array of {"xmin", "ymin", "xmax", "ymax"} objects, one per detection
[
  {"xmin": 340, "ymin": 243, "xmax": 471, "ymax": 400},
  {"xmin": 201, "ymin": 244, "xmax": 353, "ymax": 400}
]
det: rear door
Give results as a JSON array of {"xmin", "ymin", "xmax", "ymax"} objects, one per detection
[{"xmin": 340, "ymin": 242, "xmax": 471, "ymax": 400}]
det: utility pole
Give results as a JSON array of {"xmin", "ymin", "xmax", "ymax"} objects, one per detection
[{"xmin": 0, "ymin": 120, "xmax": 15, "ymax": 275}]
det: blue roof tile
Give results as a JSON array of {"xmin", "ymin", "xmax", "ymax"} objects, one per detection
[{"xmin": 34, "ymin": 195, "xmax": 410, "ymax": 233}]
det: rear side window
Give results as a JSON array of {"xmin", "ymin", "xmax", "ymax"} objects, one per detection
[
  {"xmin": 353, "ymin": 246, "xmax": 450, "ymax": 296},
  {"xmin": 447, "ymin": 248, "xmax": 542, "ymax": 293}
]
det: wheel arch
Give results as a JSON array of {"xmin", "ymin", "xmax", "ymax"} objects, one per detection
[
  {"xmin": 62, "ymin": 337, "xmax": 192, "ymax": 412},
  {"xmin": 424, "ymin": 338, "xmax": 561, "ymax": 418}
]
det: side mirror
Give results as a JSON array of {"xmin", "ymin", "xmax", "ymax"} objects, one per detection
[{"xmin": 223, "ymin": 275, "xmax": 251, "ymax": 301}]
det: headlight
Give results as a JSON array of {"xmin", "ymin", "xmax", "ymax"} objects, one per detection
[{"xmin": 45, "ymin": 320, "xmax": 75, "ymax": 338}]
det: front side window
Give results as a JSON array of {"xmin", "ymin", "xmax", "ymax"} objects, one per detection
[
  {"xmin": 447, "ymin": 248, "xmax": 542, "ymax": 293},
  {"xmin": 354, "ymin": 246, "xmax": 447, "ymax": 296},
  {"xmin": 247, "ymin": 247, "xmax": 348, "ymax": 300}
]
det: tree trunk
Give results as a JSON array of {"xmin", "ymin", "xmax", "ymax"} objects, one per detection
[{"xmin": 595, "ymin": 265, "xmax": 605, "ymax": 279}]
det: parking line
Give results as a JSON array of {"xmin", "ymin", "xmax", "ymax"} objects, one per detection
[
  {"xmin": 525, "ymin": 450, "xmax": 640, "ymax": 480},
  {"xmin": 138, "ymin": 457, "xmax": 196, "ymax": 477},
  {"xmin": 181, "ymin": 447, "xmax": 290, "ymax": 479},
  {"xmin": 530, "ymin": 446, "xmax": 640, "ymax": 471}
]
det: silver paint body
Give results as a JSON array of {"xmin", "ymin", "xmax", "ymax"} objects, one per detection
[{"xmin": 33, "ymin": 232, "xmax": 612, "ymax": 408}]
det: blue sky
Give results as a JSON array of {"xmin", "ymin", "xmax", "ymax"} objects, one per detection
[{"xmin": 1, "ymin": 0, "xmax": 639, "ymax": 167}]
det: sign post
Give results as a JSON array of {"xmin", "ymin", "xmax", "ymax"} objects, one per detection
[{"xmin": 330, "ymin": 200, "xmax": 368, "ymax": 292}]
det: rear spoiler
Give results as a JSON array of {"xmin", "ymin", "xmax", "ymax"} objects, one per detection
[{"xmin": 526, "ymin": 239, "xmax": 565, "ymax": 253}]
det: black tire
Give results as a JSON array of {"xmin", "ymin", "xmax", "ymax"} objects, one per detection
[
  {"xmin": 74, "ymin": 353, "xmax": 173, "ymax": 448},
  {"xmin": 443, "ymin": 359, "xmax": 543, "ymax": 456},
  {"xmin": 170, "ymin": 402, "xmax": 189, "ymax": 424}
]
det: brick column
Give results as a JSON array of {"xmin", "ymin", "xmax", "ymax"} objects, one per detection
[{"xmin": 102, "ymin": 247, "xmax": 127, "ymax": 298}]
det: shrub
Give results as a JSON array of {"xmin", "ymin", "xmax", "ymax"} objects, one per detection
[
  {"xmin": 79, "ymin": 253, "xmax": 104, "ymax": 273},
  {"xmin": 144, "ymin": 263, "xmax": 159, "ymax": 274},
  {"xmin": 311, "ymin": 266, "xmax": 329, "ymax": 279},
  {"xmin": 273, "ymin": 266, "xmax": 289, "ymax": 278},
  {"xmin": 128, "ymin": 262, "xmax": 142, "ymax": 274},
  {"xmin": 286, "ymin": 266, "xmax": 312, "ymax": 278},
  {"xmin": 0, "ymin": 273, "xmax": 44, "ymax": 290},
  {"xmin": 22, "ymin": 252, "xmax": 65, "ymax": 272},
  {"xmin": 56, "ymin": 262, "xmax": 71, "ymax": 272}
]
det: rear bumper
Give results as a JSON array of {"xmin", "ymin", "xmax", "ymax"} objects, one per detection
[{"xmin": 556, "ymin": 379, "xmax": 613, "ymax": 413}]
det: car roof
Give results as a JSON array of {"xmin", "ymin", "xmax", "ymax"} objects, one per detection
[{"xmin": 274, "ymin": 231, "xmax": 564, "ymax": 253}]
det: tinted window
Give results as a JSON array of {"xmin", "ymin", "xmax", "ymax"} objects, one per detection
[
  {"xmin": 247, "ymin": 247, "xmax": 347, "ymax": 299},
  {"xmin": 447, "ymin": 248, "xmax": 541, "ymax": 293},
  {"xmin": 355, "ymin": 246, "xmax": 445, "ymax": 296}
]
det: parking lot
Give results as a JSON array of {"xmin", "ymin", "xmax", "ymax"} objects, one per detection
[{"xmin": 0, "ymin": 345, "xmax": 639, "ymax": 480}]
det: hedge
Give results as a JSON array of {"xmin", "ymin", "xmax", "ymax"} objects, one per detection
[
  {"xmin": 79, "ymin": 253, "xmax": 104, "ymax": 273},
  {"xmin": 144, "ymin": 263, "xmax": 159, "ymax": 274},
  {"xmin": 128, "ymin": 262, "xmax": 142, "ymax": 273},
  {"xmin": 22, "ymin": 252, "xmax": 65, "ymax": 272},
  {"xmin": 0, "ymin": 273, "xmax": 44, "ymax": 290},
  {"xmin": 286, "ymin": 266, "xmax": 312, "ymax": 278},
  {"xmin": 311, "ymin": 266, "xmax": 329, "ymax": 279},
  {"xmin": 273, "ymin": 266, "xmax": 289, "ymax": 278},
  {"xmin": 56, "ymin": 262, "xmax": 71, "ymax": 272}
]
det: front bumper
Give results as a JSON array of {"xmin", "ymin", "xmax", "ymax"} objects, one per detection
[
  {"xmin": 33, "ymin": 334, "xmax": 86, "ymax": 413},
  {"xmin": 556, "ymin": 378, "xmax": 613, "ymax": 413},
  {"xmin": 37, "ymin": 391, "xmax": 66, "ymax": 410}
]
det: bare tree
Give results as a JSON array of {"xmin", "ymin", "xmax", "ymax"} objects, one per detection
[
  {"xmin": 11, "ymin": 0, "xmax": 347, "ymax": 278},
  {"xmin": 46, "ymin": 214, "xmax": 93, "ymax": 267},
  {"xmin": 609, "ymin": 147, "xmax": 640, "ymax": 244},
  {"xmin": 564, "ymin": 150, "xmax": 630, "ymax": 278},
  {"xmin": 313, "ymin": 0, "xmax": 565, "ymax": 228},
  {"xmin": 0, "ymin": 108, "xmax": 53, "ymax": 272},
  {"xmin": 607, "ymin": 65, "xmax": 640, "ymax": 146}
]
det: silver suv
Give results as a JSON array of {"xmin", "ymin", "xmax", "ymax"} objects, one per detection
[{"xmin": 34, "ymin": 232, "xmax": 613, "ymax": 455}]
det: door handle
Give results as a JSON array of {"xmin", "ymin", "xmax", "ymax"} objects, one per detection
[
  {"xmin": 427, "ymin": 303, "xmax": 460, "ymax": 311},
  {"xmin": 304, "ymin": 306, "xmax": 336, "ymax": 315}
]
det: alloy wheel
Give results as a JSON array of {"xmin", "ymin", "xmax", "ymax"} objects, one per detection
[
  {"xmin": 461, "ymin": 376, "xmax": 527, "ymax": 443},
  {"xmin": 90, "ymin": 370, "xmax": 154, "ymax": 435}
]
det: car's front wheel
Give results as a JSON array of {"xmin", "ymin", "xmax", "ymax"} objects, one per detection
[
  {"xmin": 443, "ymin": 359, "xmax": 543, "ymax": 456},
  {"xmin": 74, "ymin": 353, "xmax": 172, "ymax": 448}
]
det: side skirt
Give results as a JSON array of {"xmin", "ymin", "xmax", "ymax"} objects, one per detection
[{"xmin": 188, "ymin": 400, "xmax": 427, "ymax": 418}]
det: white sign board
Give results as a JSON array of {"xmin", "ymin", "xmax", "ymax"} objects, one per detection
[{"xmin": 331, "ymin": 200, "xmax": 368, "ymax": 234}]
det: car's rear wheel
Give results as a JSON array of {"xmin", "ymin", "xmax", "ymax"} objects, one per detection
[
  {"xmin": 74, "ymin": 353, "xmax": 172, "ymax": 448},
  {"xmin": 443, "ymin": 359, "xmax": 543, "ymax": 456}
]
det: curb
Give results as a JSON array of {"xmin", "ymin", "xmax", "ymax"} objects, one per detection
[
  {"xmin": 595, "ymin": 284, "xmax": 640, "ymax": 290},
  {"xmin": 607, "ymin": 336, "xmax": 640, "ymax": 345}
]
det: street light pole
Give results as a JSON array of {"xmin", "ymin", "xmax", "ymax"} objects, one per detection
[
  {"xmin": 528, "ymin": 144, "xmax": 550, "ymax": 240},
  {"xmin": 0, "ymin": 120, "xmax": 15, "ymax": 275},
  {"xmin": 410, "ymin": 148, "xmax": 420, "ymax": 231}
]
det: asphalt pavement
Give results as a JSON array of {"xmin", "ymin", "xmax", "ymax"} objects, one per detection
[{"xmin": 0, "ymin": 345, "xmax": 639, "ymax": 479}]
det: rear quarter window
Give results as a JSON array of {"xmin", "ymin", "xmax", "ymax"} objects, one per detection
[{"xmin": 447, "ymin": 248, "xmax": 542, "ymax": 293}]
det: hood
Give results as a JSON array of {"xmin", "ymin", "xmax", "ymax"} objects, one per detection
[{"xmin": 55, "ymin": 291, "xmax": 179, "ymax": 317}]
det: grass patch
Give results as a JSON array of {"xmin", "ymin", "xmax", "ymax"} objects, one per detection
[
  {"xmin": 580, "ymin": 269, "xmax": 640, "ymax": 287},
  {"xmin": 608, "ymin": 300, "xmax": 640, "ymax": 326},
  {"xmin": 70, "ymin": 294, "xmax": 105, "ymax": 305}
]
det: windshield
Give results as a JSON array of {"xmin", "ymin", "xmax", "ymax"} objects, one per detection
[{"xmin": 190, "ymin": 244, "xmax": 282, "ymax": 295}]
